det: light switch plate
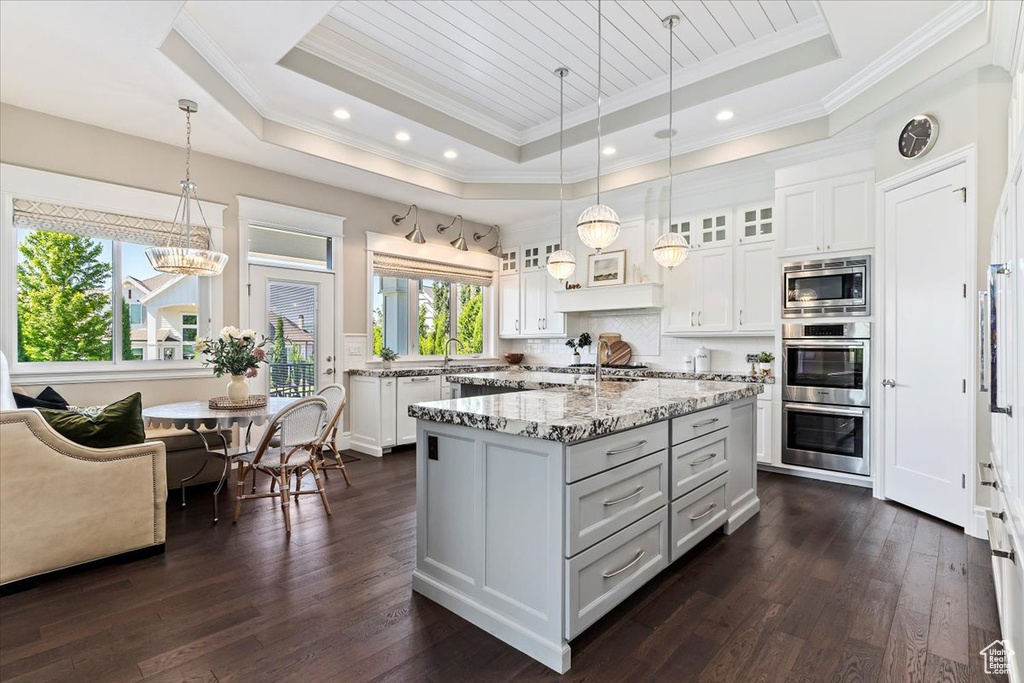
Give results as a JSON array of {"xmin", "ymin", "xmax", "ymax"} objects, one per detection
[{"xmin": 746, "ymin": 354, "xmax": 759, "ymax": 363}]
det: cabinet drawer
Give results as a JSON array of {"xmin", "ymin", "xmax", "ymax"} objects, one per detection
[
  {"xmin": 566, "ymin": 451, "xmax": 669, "ymax": 557},
  {"xmin": 671, "ymin": 405, "xmax": 730, "ymax": 446},
  {"xmin": 671, "ymin": 429, "xmax": 728, "ymax": 500},
  {"xmin": 565, "ymin": 507, "xmax": 669, "ymax": 639},
  {"xmin": 566, "ymin": 422, "xmax": 668, "ymax": 483},
  {"xmin": 669, "ymin": 475, "xmax": 728, "ymax": 562}
]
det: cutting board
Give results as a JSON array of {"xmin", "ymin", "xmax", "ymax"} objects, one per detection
[
  {"xmin": 606, "ymin": 340, "xmax": 632, "ymax": 366},
  {"xmin": 598, "ymin": 333, "xmax": 621, "ymax": 362}
]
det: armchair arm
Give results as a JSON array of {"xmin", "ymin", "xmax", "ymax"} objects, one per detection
[{"xmin": 0, "ymin": 409, "xmax": 167, "ymax": 585}]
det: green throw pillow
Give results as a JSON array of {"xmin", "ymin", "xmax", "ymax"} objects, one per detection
[{"xmin": 38, "ymin": 393, "xmax": 146, "ymax": 449}]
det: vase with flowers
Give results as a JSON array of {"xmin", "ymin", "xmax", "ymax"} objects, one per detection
[{"xmin": 196, "ymin": 326, "xmax": 269, "ymax": 401}]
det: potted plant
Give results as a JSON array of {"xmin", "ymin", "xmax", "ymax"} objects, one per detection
[
  {"xmin": 196, "ymin": 326, "xmax": 269, "ymax": 401},
  {"xmin": 379, "ymin": 346, "xmax": 399, "ymax": 370},
  {"xmin": 757, "ymin": 351, "xmax": 775, "ymax": 378},
  {"xmin": 565, "ymin": 332, "xmax": 593, "ymax": 366}
]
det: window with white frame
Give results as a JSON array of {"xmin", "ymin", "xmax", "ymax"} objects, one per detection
[
  {"xmin": 2, "ymin": 165, "xmax": 225, "ymax": 380},
  {"xmin": 367, "ymin": 243, "xmax": 496, "ymax": 359}
]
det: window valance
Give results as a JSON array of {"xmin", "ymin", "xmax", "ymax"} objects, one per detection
[
  {"xmin": 372, "ymin": 252, "xmax": 493, "ymax": 287},
  {"xmin": 12, "ymin": 198, "xmax": 209, "ymax": 249}
]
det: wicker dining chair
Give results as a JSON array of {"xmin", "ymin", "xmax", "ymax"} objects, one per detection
[
  {"xmin": 314, "ymin": 384, "xmax": 351, "ymax": 485},
  {"xmin": 232, "ymin": 396, "xmax": 330, "ymax": 534}
]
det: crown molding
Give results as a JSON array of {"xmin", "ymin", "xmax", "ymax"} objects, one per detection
[
  {"xmin": 300, "ymin": 25, "xmax": 525, "ymax": 144},
  {"xmin": 989, "ymin": 0, "xmax": 1024, "ymax": 72},
  {"xmin": 822, "ymin": 0, "xmax": 986, "ymax": 112}
]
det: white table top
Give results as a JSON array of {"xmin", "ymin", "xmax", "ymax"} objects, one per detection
[{"xmin": 142, "ymin": 397, "xmax": 297, "ymax": 430}]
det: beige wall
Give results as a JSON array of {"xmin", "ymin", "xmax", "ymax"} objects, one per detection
[
  {"xmin": 0, "ymin": 103, "xmax": 493, "ymax": 405},
  {"xmin": 873, "ymin": 66, "xmax": 1012, "ymax": 508}
]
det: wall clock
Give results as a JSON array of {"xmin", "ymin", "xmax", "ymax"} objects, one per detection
[{"xmin": 898, "ymin": 114, "xmax": 938, "ymax": 159}]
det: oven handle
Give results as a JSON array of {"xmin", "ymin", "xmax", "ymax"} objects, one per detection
[
  {"xmin": 784, "ymin": 403, "xmax": 866, "ymax": 417},
  {"xmin": 783, "ymin": 340, "xmax": 866, "ymax": 348}
]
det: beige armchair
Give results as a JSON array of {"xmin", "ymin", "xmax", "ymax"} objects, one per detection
[{"xmin": 0, "ymin": 360, "xmax": 167, "ymax": 588}]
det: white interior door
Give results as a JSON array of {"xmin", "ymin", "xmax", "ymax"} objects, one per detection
[
  {"xmin": 249, "ymin": 265, "xmax": 337, "ymax": 397},
  {"xmin": 883, "ymin": 162, "xmax": 970, "ymax": 527}
]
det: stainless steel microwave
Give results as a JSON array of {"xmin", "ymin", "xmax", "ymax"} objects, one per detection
[{"xmin": 782, "ymin": 255, "xmax": 870, "ymax": 318}]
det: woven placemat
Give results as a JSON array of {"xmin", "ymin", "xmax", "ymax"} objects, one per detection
[{"xmin": 209, "ymin": 395, "xmax": 268, "ymax": 410}]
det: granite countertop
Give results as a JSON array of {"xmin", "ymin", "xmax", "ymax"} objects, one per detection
[
  {"xmin": 349, "ymin": 364, "xmax": 775, "ymax": 384},
  {"xmin": 408, "ymin": 376, "xmax": 763, "ymax": 443}
]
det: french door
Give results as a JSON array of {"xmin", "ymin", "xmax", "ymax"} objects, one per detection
[
  {"xmin": 248, "ymin": 265, "xmax": 337, "ymax": 397},
  {"xmin": 882, "ymin": 162, "xmax": 970, "ymax": 527}
]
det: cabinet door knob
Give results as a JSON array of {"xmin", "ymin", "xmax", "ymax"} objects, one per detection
[
  {"xmin": 882, "ymin": 378, "xmax": 896, "ymax": 387},
  {"xmin": 816, "ymin": 246, "xmax": 821, "ymax": 251},
  {"xmin": 515, "ymin": 319, "xmax": 519, "ymax": 331}
]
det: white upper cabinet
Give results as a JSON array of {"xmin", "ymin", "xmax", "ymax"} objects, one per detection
[
  {"xmin": 776, "ymin": 170, "xmax": 874, "ymax": 258},
  {"xmin": 662, "ymin": 254, "xmax": 700, "ymax": 332},
  {"xmin": 662, "ymin": 249, "xmax": 733, "ymax": 334},
  {"xmin": 735, "ymin": 242, "xmax": 775, "ymax": 332},
  {"xmin": 736, "ymin": 205, "xmax": 775, "ymax": 245},
  {"xmin": 498, "ymin": 273, "xmax": 520, "ymax": 337},
  {"xmin": 521, "ymin": 270, "xmax": 547, "ymax": 336},
  {"xmin": 670, "ymin": 208, "xmax": 732, "ymax": 250},
  {"xmin": 500, "ymin": 246, "xmax": 519, "ymax": 274}
]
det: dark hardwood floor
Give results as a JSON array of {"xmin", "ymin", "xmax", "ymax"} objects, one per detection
[{"xmin": 0, "ymin": 451, "xmax": 1006, "ymax": 682}]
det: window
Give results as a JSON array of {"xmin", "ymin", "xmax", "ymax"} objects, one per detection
[
  {"xmin": 248, "ymin": 224, "xmax": 332, "ymax": 270},
  {"xmin": 372, "ymin": 275, "xmax": 487, "ymax": 358}
]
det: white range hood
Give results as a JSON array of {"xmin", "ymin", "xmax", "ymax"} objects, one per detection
[{"xmin": 551, "ymin": 282, "xmax": 663, "ymax": 313}]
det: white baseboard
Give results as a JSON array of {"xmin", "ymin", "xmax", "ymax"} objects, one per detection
[
  {"xmin": 411, "ymin": 570, "xmax": 570, "ymax": 673},
  {"xmin": 758, "ymin": 463, "xmax": 873, "ymax": 488},
  {"xmin": 337, "ymin": 431, "xmax": 352, "ymax": 452}
]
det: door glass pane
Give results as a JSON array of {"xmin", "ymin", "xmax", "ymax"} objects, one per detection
[
  {"xmin": 267, "ymin": 280, "xmax": 317, "ymax": 397},
  {"xmin": 786, "ymin": 347, "xmax": 864, "ymax": 389},
  {"xmin": 787, "ymin": 410, "xmax": 865, "ymax": 459}
]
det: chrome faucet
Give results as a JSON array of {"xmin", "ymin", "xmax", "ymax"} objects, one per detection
[
  {"xmin": 443, "ymin": 337, "xmax": 464, "ymax": 369},
  {"xmin": 596, "ymin": 338, "xmax": 612, "ymax": 383}
]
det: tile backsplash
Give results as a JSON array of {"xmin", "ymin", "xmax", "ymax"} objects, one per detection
[{"xmin": 501, "ymin": 311, "xmax": 773, "ymax": 372}]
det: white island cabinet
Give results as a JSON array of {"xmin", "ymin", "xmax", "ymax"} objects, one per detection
[{"xmin": 408, "ymin": 378, "xmax": 760, "ymax": 673}]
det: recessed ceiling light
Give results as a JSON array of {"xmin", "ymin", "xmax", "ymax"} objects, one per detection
[
  {"xmin": 716, "ymin": 110, "xmax": 734, "ymax": 121},
  {"xmin": 443, "ymin": 150, "xmax": 458, "ymax": 159},
  {"xmin": 333, "ymin": 109, "xmax": 351, "ymax": 120},
  {"xmin": 395, "ymin": 131, "xmax": 411, "ymax": 142},
  {"xmin": 602, "ymin": 146, "xmax": 616, "ymax": 155},
  {"xmin": 654, "ymin": 128, "xmax": 677, "ymax": 139}
]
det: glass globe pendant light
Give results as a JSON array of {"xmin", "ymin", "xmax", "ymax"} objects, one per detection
[
  {"xmin": 145, "ymin": 99, "xmax": 229, "ymax": 277},
  {"xmin": 576, "ymin": 0, "xmax": 620, "ymax": 254},
  {"xmin": 652, "ymin": 16, "xmax": 689, "ymax": 270},
  {"xmin": 547, "ymin": 67, "xmax": 576, "ymax": 282}
]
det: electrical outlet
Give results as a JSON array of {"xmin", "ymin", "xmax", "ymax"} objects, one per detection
[
  {"xmin": 428, "ymin": 435, "xmax": 439, "ymax": 460},
  {"xmin": 746, "ymin": 354, "xmax": 759, "ymax": 363}
]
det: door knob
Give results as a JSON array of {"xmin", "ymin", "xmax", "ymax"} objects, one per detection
[
  {"xmin": 882, "ymin": 379, "xmax": 896, "ymax": 387},
  {"xmin": 325, "ymin": 368, "xmax": 335, "ymax": 375}
]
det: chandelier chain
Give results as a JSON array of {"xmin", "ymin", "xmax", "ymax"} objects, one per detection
[
  {"xmin": 668, "ymin": 18, "xmax": 673, "ymax": 228},
  {"xmin": 596, "ymin": 0, "xmax": 602, "ymax": 204},
  {"xmin": 559, "ymin": 70, "xmax": 564, "ymax": 247}
]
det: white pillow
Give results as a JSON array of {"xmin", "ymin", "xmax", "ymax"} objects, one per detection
[{"xmin": 0, "ymin": 351, "xmax": 16, "ymax": 411}]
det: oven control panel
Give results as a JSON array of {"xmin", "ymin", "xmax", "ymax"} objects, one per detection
[{"xmin": 783, "ymin": 322, "xmax": 872, "ymax": 340}]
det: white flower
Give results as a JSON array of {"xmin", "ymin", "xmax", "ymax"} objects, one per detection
[
  {"xmin": 220, "ymin": 325, "xmax": 239, "ymax": 340},
  {"xmin": 195, "ymin": 338, "xmax": 210, "ymax": 353},
  {"xmin": 241, "ymin": 329, "xmax": 256, "ymax": 340}
]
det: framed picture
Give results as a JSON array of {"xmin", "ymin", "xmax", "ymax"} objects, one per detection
[{"xmin": 588, "ymin": 250, "xmax": 626, "ymax": 287}]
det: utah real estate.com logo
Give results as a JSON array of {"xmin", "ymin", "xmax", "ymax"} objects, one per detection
[{"xmin": 981, "ymin": 639, "xmax": 1015, "ymax": 675}]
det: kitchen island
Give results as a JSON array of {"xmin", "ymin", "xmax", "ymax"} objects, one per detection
[{"xmin": 408, "ymin": 375, "xmax": 762, "ymax": 673}]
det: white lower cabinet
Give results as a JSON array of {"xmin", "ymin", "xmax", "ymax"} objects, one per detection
[
  {"xmin": 350, "ymin": 374, "xmax": 439, "ymax": 455},
  {"xmin": 756, "ymin": 397, "xmax": 773, "ymax": 465}
]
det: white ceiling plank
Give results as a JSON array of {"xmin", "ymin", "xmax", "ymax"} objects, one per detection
[
  {"xmin": 786, "ymin": 0, "xmax": 820, "ymax": 23},
  {"xmin": 552, "ymin": 0, "xmax": 647, "ymax": 90},
  {"xmin": 674, "ymin": 1, "xmax": 735, "ymax": 53},
  {"xmin": 645, "ymin": 0, "xmax": 715, "ymax": 61},
  {"xmin": 702, "ymin": 0, "xmax": 756, "ymax": 46},
  {"xmin": 398, "ymin": 0, "xmax": 580, "ymax": 115},
  {"xmin": 361, "ymin": 1, "xmax": 558, "ymax": 121},
  {"xmin": 729, "ymin": 0, "xmax": 775, "ymax": 39},
  {"xmin": 324, "ymin": 7, "xmax": 545, "ymax": 128},
  {"xmin": 599, "ymin": 0, "xmax": 668, "ymax": 80},
  {"xmin": 444, "ymin": 0, "xmax": 598, "ymax": 104},
  {"xmin": 423, "ymin": 0, "xmax": 592, "ymax": 111},
  {"xmin": 758, "ymin": 0, "xmax": 798, "ymax": 31}
]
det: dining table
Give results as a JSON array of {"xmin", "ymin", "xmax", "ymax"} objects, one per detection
[{"xmin": 142, "ymin": 397, "xmax": 297, "ymax": 522}]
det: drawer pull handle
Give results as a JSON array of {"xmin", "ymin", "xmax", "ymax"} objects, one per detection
[
  {"xmin": 689, "ymin": 503, "xmax": 718, "ymax": 521},
  {"xmin": 992, "ymin": 546, "xmax": 1016, "ymax": 564},
  {"xmin": 603, "ymin": 486, "xmax": 645, "ymax": 507},
  {"xmin": 692, "ymin": 418, "xmax": 720, "ymax": 429},
  {"xmin": 602, "ymin": 549, "xmax": 646, "ymax": 579},
  {"xmin": 690, "ymin": 453, "xmax": 717, "ymax": 467},
  {"xmin": 606, "ymin": 439, "xmax": 648, "ymax": 456},
  {"xmin": 410, "ymin": 377, "xmax": 432, "ymax": 383}
]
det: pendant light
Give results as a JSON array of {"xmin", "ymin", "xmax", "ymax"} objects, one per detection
[
  {"xmin": 547, "ymin": 67, "xmax": 576, "ymax": 281},
  {"xmin": 437, "ymin": 215, "xmax": 468, "ymax": 251},
  {"xmin": 652, "ymin": 16, "xmax": 689, "ymax": 270},
  {"xmin": 392, "ymin": 204, "xmax": 425, "ymax": 244},
  {"xmin": 145, "ymin": 99, "xmax": 229, "ymax": 277},
  {"xmin": 576, "ymin": 0, "xmax": 620, "ymax": 254}
]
